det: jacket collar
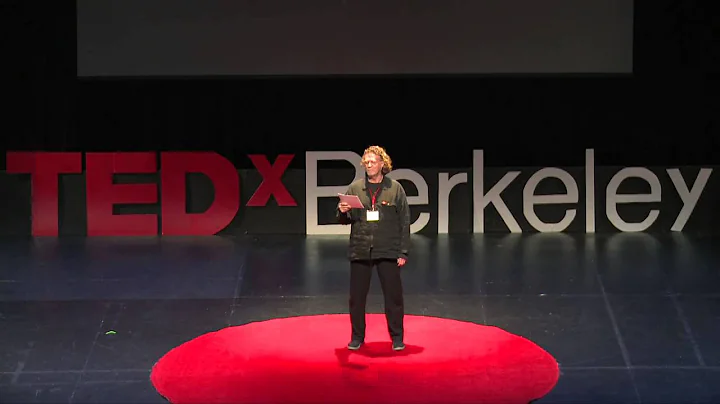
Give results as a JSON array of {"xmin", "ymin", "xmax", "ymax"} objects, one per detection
[{"xmin": 362, "ymin": 174, "xmax": 390, "ymax": 190}]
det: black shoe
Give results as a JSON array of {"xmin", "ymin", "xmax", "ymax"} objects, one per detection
[
  {"xmin": 347, "ymin": 339, "xmax": 363, "ymax": 350},
  {"xmin": 392, "ymin": 340, "xmax": 405, "ymax": 351}
]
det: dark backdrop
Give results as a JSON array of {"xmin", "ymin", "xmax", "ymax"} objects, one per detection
[{"xmin": 1, "ymin": 1, "xmax": 718, "ymax": 173}]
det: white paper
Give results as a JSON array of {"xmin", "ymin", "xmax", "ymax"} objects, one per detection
[{"xmin": 367, "ymin": 210, "xmax": 379, "ymax": 221}]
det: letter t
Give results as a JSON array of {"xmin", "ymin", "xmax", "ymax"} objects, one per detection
[{"xmin": 5, "ymin": 152, "xmax": 82, "ymax": 236}]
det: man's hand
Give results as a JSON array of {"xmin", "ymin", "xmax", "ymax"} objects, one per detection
[
  {"xmin": 338, "ymin": 202, "xmax": 351, "ymax": 213},
  {"xmin": 397, "ymin": 257, "xmax": 406, "ymax": 267}
]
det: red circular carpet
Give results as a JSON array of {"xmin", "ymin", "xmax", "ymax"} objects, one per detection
[{"xmin": 151, "ymin": 314, "xmax": 559, "ymax": 404}]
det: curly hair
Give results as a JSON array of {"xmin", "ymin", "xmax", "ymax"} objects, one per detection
[{"xmin": 362, "ymin": 145, "xmax": 393, "ymax": 174}]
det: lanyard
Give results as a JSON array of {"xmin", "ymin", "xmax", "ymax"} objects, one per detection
[{"xmin": 369, "ymin": 187, "xmax": 381, "ymax": 210}]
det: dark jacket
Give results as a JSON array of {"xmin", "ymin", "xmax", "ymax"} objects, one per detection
[{"xmin": 336, "ymin": 175, "xmax": 411, "ymax": 261}]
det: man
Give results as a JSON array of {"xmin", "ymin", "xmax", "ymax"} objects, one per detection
[{"xmin": 337, "ymin": 145, "xmax": 411, "ymax": 351}]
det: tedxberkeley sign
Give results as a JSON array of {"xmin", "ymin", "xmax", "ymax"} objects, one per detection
[{"xmin": 4, "ymin": 150, "xmax": 713, "ymax": 237}]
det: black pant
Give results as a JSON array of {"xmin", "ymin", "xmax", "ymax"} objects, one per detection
[{"xmin": 349, "ymin": 258, "xmax": 404, "ymax": 342}]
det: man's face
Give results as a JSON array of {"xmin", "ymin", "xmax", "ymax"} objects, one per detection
[{"xmin": 362, "ymin": 153, "xmax": 383, "ymax": 177}]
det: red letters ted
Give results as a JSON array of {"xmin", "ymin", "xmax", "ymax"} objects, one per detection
[
  {"xmin": 160, "ymin": 152, "xmax": 240, "ymax": 235},
  {"xmin": 6, "ymin": 152, "xmax": 82, "ymax": 236},
  {"xmin": 85, "ymin": 152, "xmax": 158, "ymax": 236}
]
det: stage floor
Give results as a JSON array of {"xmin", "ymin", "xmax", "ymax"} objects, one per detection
[{"xmin": 1, "ymin": 233, "xmax": 719, "ymax": 403}]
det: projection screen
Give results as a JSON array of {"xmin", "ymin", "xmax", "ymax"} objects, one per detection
[{"xmin": 77, "ymin": 0, "xmax": 633, "ymax": 77}]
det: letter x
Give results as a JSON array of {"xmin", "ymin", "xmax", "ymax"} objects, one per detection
[{"xmin": 246, "ymin": 154, "xmax": 297, "ymax": 207}]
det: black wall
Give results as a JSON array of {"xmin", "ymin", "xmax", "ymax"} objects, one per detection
[{"xmin": 1, "ymin": 1, "xmax": 718, "ymax": 231}]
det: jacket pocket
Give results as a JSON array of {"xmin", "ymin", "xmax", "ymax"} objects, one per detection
[{"xmin": 379, "ymin": 204, "xmax": 399, "ymax": 225}]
